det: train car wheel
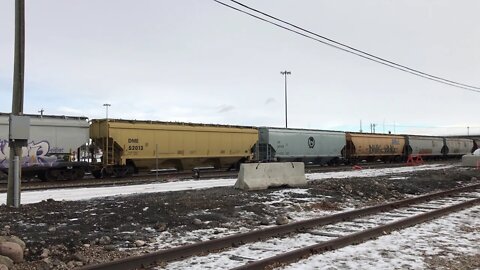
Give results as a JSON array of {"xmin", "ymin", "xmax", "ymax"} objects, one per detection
[
  {"xmin": 73, "ymin": 168, "xmax": 85, "ymax": 179},
  {"xmin": 44, "ymin": 170, "xmax": 59, "ymax": 181},
  {"xmin": 113, "ymin": 166, "xmax": 130, "ymax": 178},
  {"xmin": 92, "ymin": 170, "xmax": 103, "ymax": 179},
  {"xmin": 125, "ymin": 166, "xmax": 134, "ymax": 176},
  {"xmin": 37, "ymin": 171, "xmax": 47, "ymax": 182}
]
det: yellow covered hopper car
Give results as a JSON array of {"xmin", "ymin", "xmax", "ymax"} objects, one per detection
[
  {"xmin": 345, "ymin": 133, "xmax": 406, "ymax": 162},
  {"xmin": 89, "ymin": 119, "xmax": 258, "ymax": 177}
]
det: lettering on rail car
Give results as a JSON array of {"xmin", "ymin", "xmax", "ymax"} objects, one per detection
[
  {"xmin": 128, "ymin": 138, "xmax": 139, "ymax": 143},
  {"xmin": 128, "ymin": 145, "xmax": 144, "ymax": 151}
]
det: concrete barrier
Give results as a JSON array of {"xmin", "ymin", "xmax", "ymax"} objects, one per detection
[
  {"xmin": 462, "ymin": 154, "xmax": 480, "ymax": 167},
  {"xmin": 234, "ymin": 162, "xmax": 307, "ymax": 191}
]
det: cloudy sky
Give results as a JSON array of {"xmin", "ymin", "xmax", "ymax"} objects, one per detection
[{"xmin": 0, "ymin": 0, "xmax": 479, "ymax": 135}]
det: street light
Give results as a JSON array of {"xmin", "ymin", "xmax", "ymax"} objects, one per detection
[
  {"xmin": 280, "ymin": 70, "xmax": 291, "ymax": 128},
  {"xmin": 102, "ymin": 103, "xmax": 111, "ymax": 167},
  {"xmin": 103, "ymin": 103, "xmax": 111, "ymax": 119}
]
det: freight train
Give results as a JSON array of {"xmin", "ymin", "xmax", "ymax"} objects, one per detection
[{"xmin": 0, "ymin": 113, "xmax": 477, "ymax": 181}]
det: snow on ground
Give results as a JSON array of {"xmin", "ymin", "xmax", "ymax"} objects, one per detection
[
  {"xmin": 0, "ymin": 178, "xmax": 235, "ymax": 205},
  {"xmin": 283, "ymin": 205, "xmax": 480, "ymax": 270},
  {"xmin": 128, "ymin": 187, "xmax": 334, "ymax": 251},
  {"xmin": 0, "ymin": 164, "xmax": 455, "ymax": 205},
  {"xmin": 306, "ymin": 164, "xmax": 455, "ymax": 181},
  {"xmin": 158, "ymin": 193, "xmax": 479, "ymax": 269}
]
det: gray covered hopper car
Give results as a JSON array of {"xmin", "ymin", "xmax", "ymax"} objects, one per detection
[
  {"xmin": 443, "ymin": 138, "xmax": 474, "ymax": 156},
  {"xmin": 0, "ymin": 113, "xmax": 90, "ymax": 180},
  {"xmin": 256, "ymin": 127, "xmax": 346, "ymax": 165},
  {"xmin": 405, "ymin": 135, "xmax": 444, "ymax": 157}
]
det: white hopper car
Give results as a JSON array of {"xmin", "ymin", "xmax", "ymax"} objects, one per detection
[{"xmin": 0, "ymin": 113, "xmax": 90, "ymax": 180}]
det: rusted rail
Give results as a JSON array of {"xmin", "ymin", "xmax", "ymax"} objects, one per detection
[
  {"xmin": 233, "ymin": 197, "xmax": 480, "ymax": 270},
  {"xmin": 1, "ymin": 161, "xmax": 445, "ymax": 191},
  {"xmin": 78, "ymin": 183, "xmax": 480, "ymax": 270},
  {"xmin": 0, "ymin": 170, "xmax": 236, "ymax": 192}
]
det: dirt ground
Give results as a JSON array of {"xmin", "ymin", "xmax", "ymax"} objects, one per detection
[{"xmin": 0, "ymin": 165, "xmax": 479, "ymax": 269}]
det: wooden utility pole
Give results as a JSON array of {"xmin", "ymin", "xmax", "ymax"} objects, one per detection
[{"xmin": 7, "ymin": 0, "xmax": 26, "ymax": 206}]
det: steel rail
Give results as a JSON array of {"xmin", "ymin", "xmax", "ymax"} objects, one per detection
[
  {"xmin": 0, "ymin": 171, "xmax": 237, "ymax": 192},
  {"xmin": 233, "ymin": 197, "xmax": 480, "ymax": 270},
  {"xmin": 78, "ymin": 183, "xmax": 480, "ymax": 270},
  {"xmin": 0, "ymin": 161, "xmax": 452, "ymax": 192}
]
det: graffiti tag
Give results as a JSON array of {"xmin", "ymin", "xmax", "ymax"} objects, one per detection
[
  {"xmin": 368, "ymin": 144, "xmax": 397, "ymax": 154},
  {"xmin": 0, "ymin": 140, "xmax": 59, "ymax": 169}
]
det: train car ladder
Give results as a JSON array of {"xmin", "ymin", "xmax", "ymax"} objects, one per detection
[{"xmin": 103, "ymin": 137, "xmax": 115, "ymax": 166}]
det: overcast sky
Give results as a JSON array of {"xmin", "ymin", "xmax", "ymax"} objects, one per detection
[{"xmin": 0, "ymin": 0, "xmax": 479, "ymax": 135}]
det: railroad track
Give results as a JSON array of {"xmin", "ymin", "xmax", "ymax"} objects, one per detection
[
  {"xmin": 0, "ymin": 170, "xmax": 235, "ymax": 192},
  {"xmin": 0, "ymin": 161, "xmax": 453, "ymax": 192},
  {"xmin": 79, "ymin": 183, "xmax": 480, "ymax": 270}
]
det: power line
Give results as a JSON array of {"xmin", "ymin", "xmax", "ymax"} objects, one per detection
[
  {"xmin": 213, "ymin": 0, "xmax": 480, "ymax": 93},
  {"xmin": 394, "ymin": 125, "xmax": 480, "ymax": 129},
  {"xmin": 228, "ymin": 0, "xmax": 480, "ymax": 91},
  {"xmin": 372, "ymin": 123, "xmax": 480, "ymax": 129}
]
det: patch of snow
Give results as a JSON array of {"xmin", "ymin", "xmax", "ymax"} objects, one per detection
[
  {"xmin": 269, "ymin": 189, "xmax": 310, "ymax": 196},
  {"xmin": 0, "ymin": 178, "xmax": 236, "ymax": 205},
  {"xmin": 0, "ymin": 164, "xmax": 456, "ymax": 205},
  {"xmin": 389, "ymin": 176, "xmax": 409, "ymax": 180},
  {"xmin": 307, "ymin": 164, "xmax": 454, "ymax": 181},
  {"xmin": 283, "ymin": 205, "xmax": 480, "ymax": 270},
  {"xmin": 154, "ymin": 197, "xmax": 479, "ymax": 269}
]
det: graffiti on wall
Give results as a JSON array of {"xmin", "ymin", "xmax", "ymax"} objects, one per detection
[
  {"xmin": 367, "ymin": 139, "xmax": 401, "ymax": 154},
  {"xmin": 0, "ymin": 140, "xmax": 61, "ymax": 169}
]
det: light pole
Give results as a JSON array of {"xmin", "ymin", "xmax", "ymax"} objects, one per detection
[
  {"xmin": 280, "ymin": 70, "xmax": 291, "ymax": 128},
  {"xmin": 102, "ymin": 103, "xmax": 111, "ymax": 167},
  {"xmin": 103, "ymin": 103, "xmax": 111, "ymax": 119}
]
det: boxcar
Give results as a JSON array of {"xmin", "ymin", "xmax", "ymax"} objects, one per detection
[
  {"xmin": 256, "ymin": 127, "xmax": 346, "ymax": 165},
  {"xmin": 405, "ymin": 135, "xmax": 444, "ymax": 157},
  {"xmin": 0, "ymin": 113, "xmax": 90, "ymax": 180},
  {"xmin": 443, "ymin": 138, "xmax": 474, "ymax": 156},
  {"xmin": 345, "ymin": 133, "xmax": 405, "ymax": 162},
  {"xmin": 89, "ymin": 119, "xmax": 258, "ymax": 177}
]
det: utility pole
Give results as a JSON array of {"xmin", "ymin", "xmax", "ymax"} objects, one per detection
[
  {"xmin": 7, "ymin": 0, "xmax": 26, "ymax": 207},
  {"xmin": 280, "ymin": 70, "xmax": 291, "ymax": 128}
]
